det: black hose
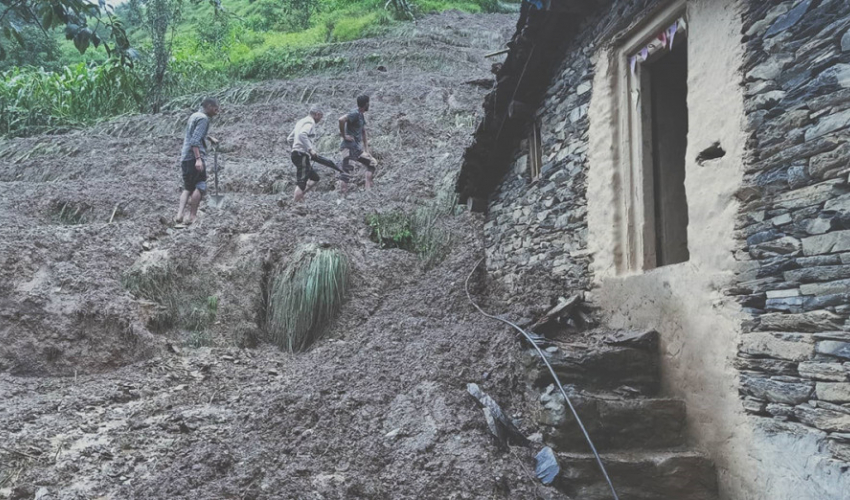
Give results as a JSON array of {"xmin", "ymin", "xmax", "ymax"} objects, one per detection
[{"xmin": 464, "ymin": 257, "xmax": 620, "ymax": 500}]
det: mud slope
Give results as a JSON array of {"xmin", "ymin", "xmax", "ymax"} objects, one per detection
[{"xmin": 0, "ymin": 12, "xmax": 569, "ymax": 500}]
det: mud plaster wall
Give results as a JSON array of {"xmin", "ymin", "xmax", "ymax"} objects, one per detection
[{"xmin": 588, "ymin": 1, "xmax": 850, "ymax": 499}]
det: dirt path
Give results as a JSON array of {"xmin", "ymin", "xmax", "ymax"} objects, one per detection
[{"xmin": 0, "ymin": 12, "xmax": 568, "ymax": 500}]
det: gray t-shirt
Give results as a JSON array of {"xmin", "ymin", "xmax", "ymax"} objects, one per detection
[
  {"xmin": 181, "ymin": 111, "xmax": 211, "ymax": 161},
  {"xmin": 340, "ymin": 108, "xmax": 366, "ymax": 151}
]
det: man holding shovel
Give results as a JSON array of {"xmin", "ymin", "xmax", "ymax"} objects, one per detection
[
  {"xmin": 288, "ymin": 105, "xmax": 339, "ymax": 203},
  {"xmin": 175, "ymin": 97, "xmax": 219, "ymax": 225}
]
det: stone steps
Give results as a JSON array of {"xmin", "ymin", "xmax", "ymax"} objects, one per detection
[
  {"xmin": 527, "ymin": 330, "xmax": 718, "ymax": 498},
  {"xmin": 554, "ymin": 449, "xmax": 718, "ymax": 500},
  {"xmin": 537, "ymin": 391, "xmax": 687, "ymax": 451},
  {"xmin": 529, "ymin": 335, "xmax": 660, "ymax": 396}
]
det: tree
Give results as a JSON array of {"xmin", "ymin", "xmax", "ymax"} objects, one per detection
[
  {"xmin": 284, "ymin": 0, "xmax": 319, "ymax": 31},
  {"xmin": 0, "ymin": 0, "xmax": 134, "ymax": 64},
  {"xmin": 145, "ymin": 0, "xmax": 181, "ymax": 112},
  {"xmin": 0, "ymin": 23, "xmax": 60, "ymax": 71}
]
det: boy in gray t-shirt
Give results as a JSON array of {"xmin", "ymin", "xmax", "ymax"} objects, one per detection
[{"xmin": 338, "ymin": 94, "xmax": 377, "ymax": 192}]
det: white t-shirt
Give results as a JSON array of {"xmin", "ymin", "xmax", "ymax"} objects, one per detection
[{"xmin": 288, "ymin": 115, "xmax": 316, "ymax": 154}]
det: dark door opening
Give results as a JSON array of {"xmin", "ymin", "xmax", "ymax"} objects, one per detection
[{"xmin": 646, "ymin": 38, "xmax": 689, "ymax": 267}]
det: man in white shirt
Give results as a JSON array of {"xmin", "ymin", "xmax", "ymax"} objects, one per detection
[{"xmin": 288, "ymin": 105, "xmax": 338, "ymax": 203}]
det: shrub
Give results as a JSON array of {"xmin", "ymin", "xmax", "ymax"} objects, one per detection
[
  {"xmin": 366, "ymin": 189, "xmax": 460, "ymax": 269},
  {"xmin": 266, "ymin": 245, "xmax": 349, "ymax": 352},
  {"xmin": 367, "ymin": 211, "xmax": 415, "ymax": 250}
]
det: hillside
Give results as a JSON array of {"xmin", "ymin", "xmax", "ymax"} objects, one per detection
[{"xmin": 0, "ymin": 12, "xmax": 564, "ymax": 499}]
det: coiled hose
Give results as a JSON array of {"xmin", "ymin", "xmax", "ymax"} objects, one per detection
[{"xmin": 464, "ymin": 257, "xmax": 619, "ymax": 500}]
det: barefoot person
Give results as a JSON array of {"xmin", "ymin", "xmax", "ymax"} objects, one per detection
[
  {"xmin": 175, "ymin": 98, "xmax": 219, "ymax": 225},
  {"xmin": 338, "ymin": 94, "xmax": 377, "ymax": 193},
  {"xmin": 288, "ymin": 105, "xmax": 338, "ymax": 203}
]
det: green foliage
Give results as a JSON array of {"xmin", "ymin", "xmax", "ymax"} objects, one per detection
[
  {"xmin": 122, "ymin": 260, "xmax": 218, "ymax": 335},
  {"xmin": 367, "ymin": 188, "xmax": 460, "ymax": 269},
  {"xmin": 367, "ymin": 211, "xmax": 414, "ymax": 250},
  {"xmin": 0, "ymin": 0, "xmax": 134, "ymax": 64},
  {"xmin": 0, "ymin": 25, "xmax": 61, "ymax": 72},
  {"xmin": 266, "ymin": 245, "xmax": 349, "ymax": 353},
  {"xmin": 327, "ymin": 11, "xmax": 390, "ymax": 42},
  {"xmin": 0, "ymin": 62, "xmax": 142, "ymax": 137},
  {"xmin": 0, "ymin": 0, "xmax": 517, "ymax": 137}
]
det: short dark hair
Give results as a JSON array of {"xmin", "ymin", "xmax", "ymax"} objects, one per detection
[
  {"xmin": 201, "ymin": 97, "xmax": 219, "ymax": 109},
  {"xmin": 356, "ymin": 94, "xmax": 370, "ymax": 108}
]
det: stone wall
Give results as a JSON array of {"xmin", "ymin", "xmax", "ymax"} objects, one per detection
[
  {"xmin": 483, "ymin": 0, "xmax": 664, "ymax": 303},
  {"xmin": 733, "ymin": 0, "xmax": 850, "ymax": 461}
]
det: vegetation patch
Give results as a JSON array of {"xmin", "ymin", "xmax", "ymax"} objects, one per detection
[
  {"xmin": 367, "ymin": 188, "xmax": 460, "ymax": 269},
  {"xmin": 266, "ymin": 245, "xmax": 349, "ymax": 352},
  {"xmin": 367, "ymin": 211, "xmax": 415, "ymax": 250},
  {"xmin": 122, "ymin": 259, "xmax": 219, "ymax": 340},
  {"xmin": 51, "ymin": 201, "xmax": 93, "ymax": 225}
]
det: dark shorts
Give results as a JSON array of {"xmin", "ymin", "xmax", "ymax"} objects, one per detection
[
  {"xmin": 291, "ymin": 151, "xmax": 320, "ymax": 190},
  {"xmin": 181, "ymin": 158, "xmax": 207, "ymax": 193},
  {"xmin": 340, "ymin": 147, "xmax": 376, "ymax": 183}
]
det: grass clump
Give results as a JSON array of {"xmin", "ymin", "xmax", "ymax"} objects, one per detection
[
  {"xmin": 367, "ymin": 211, "xmax": 414, "ymax": 250},
  {"xmin": 266, "ymin": 245, "xmax": 349, "ymax": 352},
  {"xmin": 122, "ymin": 259, "xmax": 219, "ymax": 338},
  {"xmin": 366, "ymin": 188, "xmax": 460, "ymax": 269},
  {"xmin": 51, "ymin": 201, "xmax": 92, "ymax": 225}
]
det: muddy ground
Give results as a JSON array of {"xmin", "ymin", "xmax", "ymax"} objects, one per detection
[{"xmin": 0, "ymin": 12, "xmax": 571, "ymax": 499}]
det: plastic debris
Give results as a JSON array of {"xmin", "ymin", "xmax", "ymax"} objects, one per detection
[{"xmin": 535, "ymin": 446, "xmax": 560, "ymax": 485}]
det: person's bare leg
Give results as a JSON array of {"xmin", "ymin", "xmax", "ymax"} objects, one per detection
[
  {"xmin": 365, "ymin": 170, "xmax": 374, "ymax": 189},
  {"xmin": 175, "ymin": 190, "xmax": 190, "ymax": 222},
  {"xmin": 187, "ymin": 189, "xmax": 202, "ymax": 223},
  {"xmin": 294, "ymin": 186, "xmax": 305, "ymax": 203}
]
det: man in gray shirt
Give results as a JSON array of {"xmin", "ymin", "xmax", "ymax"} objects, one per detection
[
  {"xmin": 338, "ymin": 94, "xmax": 377, "ymax": 193},
  {"xmin": 175, "ymin": 98, "xmax": 219, "ymax": 225}
]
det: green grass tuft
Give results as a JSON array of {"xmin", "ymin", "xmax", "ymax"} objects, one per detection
[
  {"xmin": 122, "ymin": 260, "xmax": 218, "ymax": 337},
  {"xmin": 266, "ymin": 245, "xmax": 349, "ymax": 352},
  {"xmin": 366, "ymin": 187, "xmax": 460, "ymax": 269}
]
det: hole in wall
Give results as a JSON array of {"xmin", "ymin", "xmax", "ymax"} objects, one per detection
[{"xmin": 696, "ymin": 142, "xmax": 726, "ymax": 164}]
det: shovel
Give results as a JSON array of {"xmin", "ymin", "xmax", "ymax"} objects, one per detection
[{"xmin": 209, "ymin": 144, "xmax": 226, "ymax": 208}]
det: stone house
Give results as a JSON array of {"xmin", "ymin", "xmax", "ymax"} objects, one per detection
[{"xmin": 458, "ymin": 0, "xmax": 850, "ymax": 498}]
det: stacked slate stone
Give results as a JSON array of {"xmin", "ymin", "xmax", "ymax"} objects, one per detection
[
  {"xmin": 483, "ymin": 0, "xmax": 665, "ymax": 302},
  {"xmin": 735, "ymin": 0, "xmax": 850, "ymax": 462}
]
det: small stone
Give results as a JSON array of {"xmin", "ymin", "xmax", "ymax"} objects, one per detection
[
  {"xmin": 752, "ymin": 236, "xmax": 801, "ymax": 255},
  {"xmin": 802, "ymin": 230, "xmax": 850, "ymax": 256},
  {"xmin": 773, "ymin": 179, "xmax": 844, "ymax": 211},
  {"xmin": 798, "ymin": 361, "xmax": 848, "ymax": 381},
  {"xmin": 816, "ymin": 382, "xmax": 850, "ymax": 402},
  {"xmin": 740, "ymin": 375, "xmax": 814, "ymax": 404},
  {"xmin": 765, "ymin": 0, "xmax": 812, "ymax": 37},
  {"xmin": 817, "ymin": 341, "xmax": 850, "ymax": 360},
  {"xmin": 758, "ymin": 310, "xmax": 843, "ymax": 332},
  {"xmin": 795, "ymin": 403, "xmax": 850, "ymax": 432},
  {"xmin": 809, "ymin": 143, "xmax": 850, "ymax": 180},
  {"xmin": 825, "ymin": 193, "xmax": 850, "ymax": 212},
  {"xmin": 800, "ymin": 278, "xmax": 850, "ymax": 296},
  {"xmin": 806, "ymin": 108, "xmax": 850, "ymax": 141},
  {"xmin": 766, "ymin": 289, "xmax": 800, "ymax": 299},
  {"xmin": 783, "ymin": 265, "xmax": 850, "ymax": 283},
  {"xmin": 740, "ymin": 332, "xmax": 814, "ymax": 361},
  {"xmin": 802, "ymin": 217, "xmax": 833, "ymax": 235},
  {"xmin": 770, "ymin": 213, "xmax": 793, "ymax": 226}
]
